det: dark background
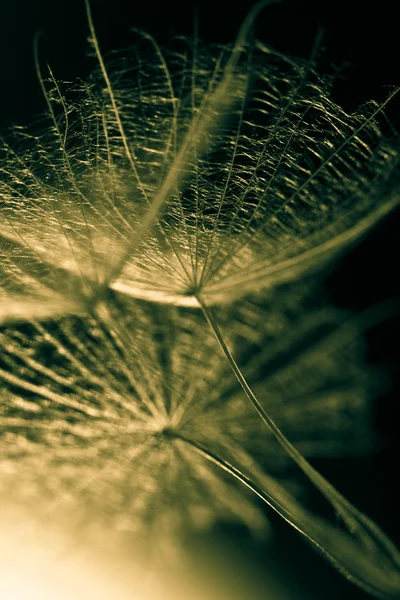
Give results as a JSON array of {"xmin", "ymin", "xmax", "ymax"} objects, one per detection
[{"xmin": 0, "ymin": 1, "xmax": 399, "ymax": 598}]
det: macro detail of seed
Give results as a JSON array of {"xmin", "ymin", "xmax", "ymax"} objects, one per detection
[{"xmin": 1, "ymin": 1, "xmax": 400, "ymax": 598}]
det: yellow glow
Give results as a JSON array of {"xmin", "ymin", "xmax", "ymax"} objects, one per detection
[
  {"xmin": 0, "ymin": 565, "xmax": 133, "ymax": 600},
  {"xmin": 0, "ymin": 509, "xmax": 144, "ymax": 600},
  {"xmin": 0, "ymin": 545, "xmax": 139, "ymax": 600}
]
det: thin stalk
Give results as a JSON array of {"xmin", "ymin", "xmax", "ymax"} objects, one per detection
[
  {"xmin": 197, "ymin": 295, "xmax": 400, "ymax": 598},
  {"xmin": 175, "ymin": 432, "xmax": 400, "ymax": 599}
]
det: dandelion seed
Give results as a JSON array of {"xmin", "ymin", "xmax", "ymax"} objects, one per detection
[
  {"xmin": 88, "ymin": 26, "xmax": 399, "ymax": 308},
  {"xmin": 1, "ymin": 292, "xmax": 398, "ymax": 596},
  {"xmin": 0, "ymin": 294, "xmax": 369, "ymax": 535},
  {"xmin": 1, "ymin": 2, "xmax": 398, "ymax": 319},
  {"xmin": 0, "ymin": 298, "xmax": 267, "ymax": 555}
]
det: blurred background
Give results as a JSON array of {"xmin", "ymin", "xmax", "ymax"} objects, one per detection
[{"xmin": 0, "ymin": 1, "xmax": 399, "ymax": 598}]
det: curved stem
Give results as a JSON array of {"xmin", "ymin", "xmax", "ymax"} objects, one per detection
[
  {"xmin": 175, "ymin": 432, "xmax": 400, "ymax": 599},
  {"xmin": 197, "ymin": 296, "xmax": 400, "ymax": 599}
]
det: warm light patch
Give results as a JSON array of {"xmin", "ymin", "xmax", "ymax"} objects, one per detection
[{"xmin": 0, "ymin": 510, "xmax": 144, "ymax": 600}]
